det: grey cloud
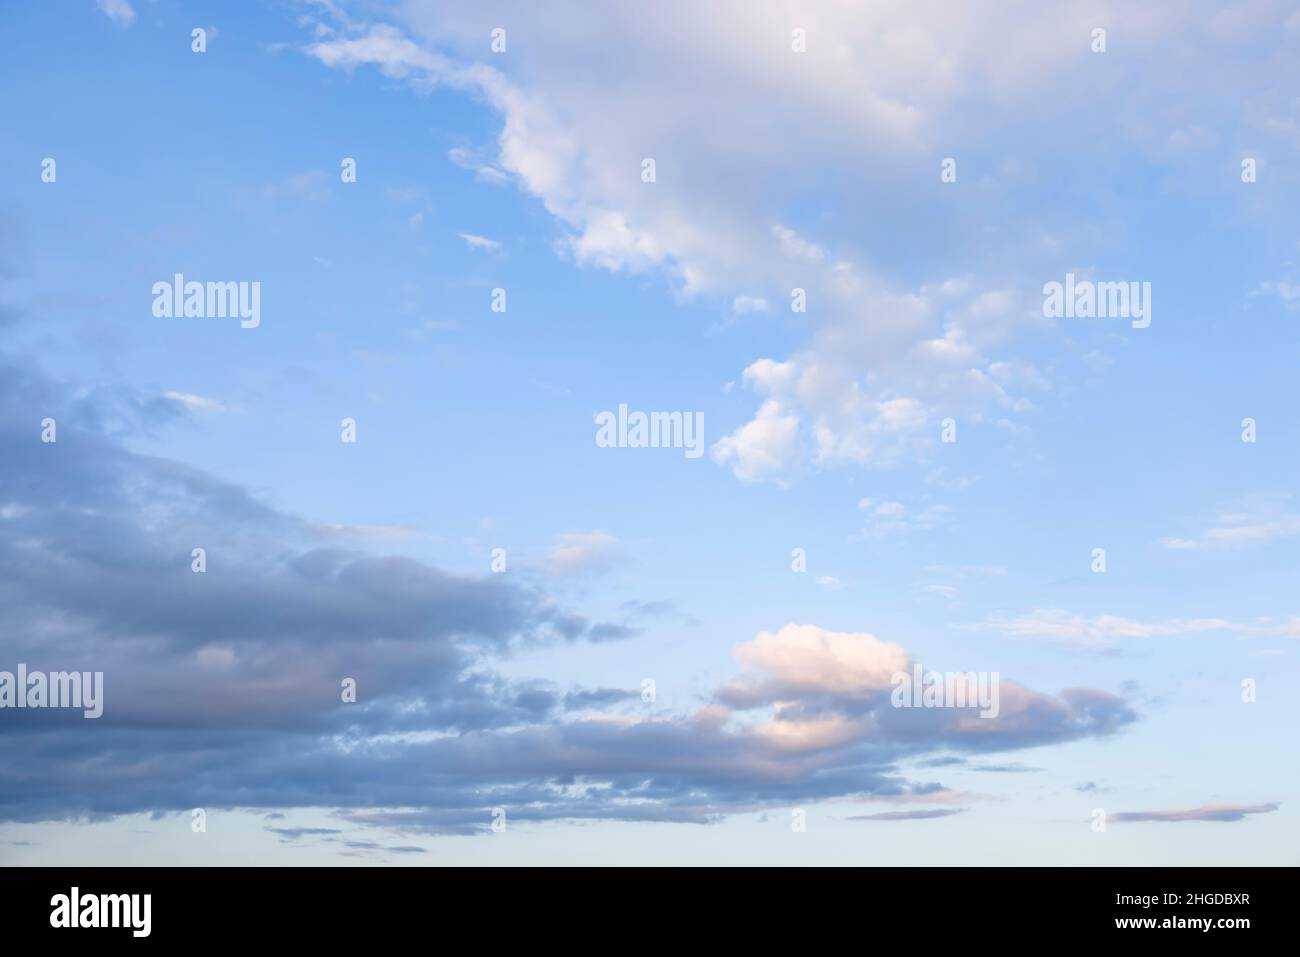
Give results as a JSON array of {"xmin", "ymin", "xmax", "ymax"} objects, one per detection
[
  {"xmin": 618, "ymin": 599, "xmax": 700, "ymax": 626},
  {"xmin": 915, "ymin": 756, "xmax": 966, "ymax": 768},
  {"xmin": 0, "ymin": 344, "xmax": 1139, "ymax": 832},
  {"xmin": 586, "ymin": 622, "xmax": 641, "ymax": 642},
  {"xmin": 266, "ymin": 827, "xmax": 343, "ymax": 841},
  {"xmin": 563, "ymin": 687, "xmax": 640, "ymax": 710},
  {"xmin": 1111, "ymin": 804, "xmax": 1279, "ymax": 823},
  {"xmin": 971, "ymin": 763, "xmax": 1043, "ymax": 773},
  {"xmin": 848, "ymin": 809, "xmax": 968, "ymax": 822}
]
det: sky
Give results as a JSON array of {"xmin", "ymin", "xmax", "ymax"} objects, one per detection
[{"xmin": 0, "ymin": 0, "xmax": 1298, "ymax": 866}]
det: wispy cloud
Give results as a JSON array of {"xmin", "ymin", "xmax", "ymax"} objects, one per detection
[
  {"xmin": 306, "ymin": 521, "xmax": 426, "ymax": 542},
  {"xmin": 985, "ymin": 608, "xmax": 1300, "ymax": 646},
  {"xmin": 260, "ymin": 170, "xmax": 330, "ymax": 203},
  {"xmin": 856, "ymin": 498, "xmax": 952, "ymax": 537},
  {"xmin": 161, "ymin": 391, "xmax": 232, "ymax": 414},
  {"xmin": 732, "ymin": 295, "xmax": 769, "ymax": 315},
  {"xmin": 96, "ymin": 0, "xmax": 135, "ymax": 26},
  {"xmin": 447, "ymin": 146, "xmax": 508, "ymax": 184},
  {"xmin": 458, "ymin": 232, "xmax": 501, "ymax": 252},
  {"xmin": 1163, "ymin": 502, "xmax": 1300, "ymax": 550},
  {"xmin": 849, "ymin": 808, "xmax": 968, "ymax": 821},
  {"xmin": 543, "ymin": 531, "xmax": 624, "ymax": 577},
  {"xmin": 1111, "ymin": 803, "xmax": 1279, "ymax": 823},
  {"xmin": 1164, "ymin": 512, "xmax": 1300, "ymax": 548}
]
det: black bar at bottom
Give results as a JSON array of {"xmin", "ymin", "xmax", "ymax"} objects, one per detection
[{"xmin": 0, "ymin": 866, "xmax": 1287, "ymax": 943}]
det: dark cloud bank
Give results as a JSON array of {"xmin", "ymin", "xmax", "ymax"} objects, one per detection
[{"xmin": 0, "ymin": 335, "xmax": 1142, "ymax": 838}]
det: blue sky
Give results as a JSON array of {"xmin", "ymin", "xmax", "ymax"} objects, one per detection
[{"xmin": 1, "ymin": 0, "xmax": 1298, "ymax": 865}]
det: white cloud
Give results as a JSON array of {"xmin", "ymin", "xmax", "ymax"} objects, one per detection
[
  {"xmin": 730, "ymin": 623, "xmax": 910, "ymax": 697},
  {"xmin": 710, "ymin": 279, "xmax": 1044, "ymax": 482},
  {"xmin": 856, "ymin": 497, "xmax": 951, "ymax": 537},
  {"xmin": 1080, "ymin": 350, "xmax": 1114, "ymax": 374},
  {"xmin": 561, "ymin": 209, "xmax": 667, "ymax": 274},
  {"xmin": 96, "ymin": 0, "xmax": 135, "ymax": 26},
  {"xmin": 1251, "ymin": 279, "xmax": 1300, "ymax": 310},
  {"xmin": 709, "ymin": 398, "xmax": 800, "ymax": 484},
  {"xmin": 923, "ymin": 584, "xmax": 960, "ymax": 600},
  {"xmin": 447, "ymin": 146, "xmax": 508, "ymax": 184},
  {"xmin": 458, "ymin": 232, "xmax": 501, "ymax": 251},
  {"xmin": 732, "ymin": 295, "xmax": 770, "ymax": 315},
  {"xmin": 987, "ymin": 359, "xmax": 1050, "ymax": 392},
  {"xmin": 915, "ymin": 564, "xmax": 1006, "ymax": 601},
  {"xmin": 925, "ymin": 467, "xmax": 979, "ymax": 490},
  {"xmin": 772, "ymin": 225, "xmax": 826, "ymax": 264},
  {"xmin": 543, "ymin": 531, "xmax": 623, "ymax": 577},
  {"xmin": 162, "ymin": 391, "xmax": 231, "ymax": 414},
  {"xmin": 754, "ymin": 710, "xmax": 861, "ymax": 752},
  {"xmin": 1162, "ymin": 497, "xmax": 1300, "ymax": 549},
  {"xmin": 303, "ymin": 1, "xmax": 1299, "ymax": 483},
  {"xmin": 986, "ymin": 608, "xmax": 1300, "ymax": 647}
]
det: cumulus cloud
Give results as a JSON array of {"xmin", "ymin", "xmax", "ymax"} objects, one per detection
[
  {"xmin": 714, "ymin": 623, "xmax": 1136, "ymax": 758},
  {"xmin": 710, "ymin": 398, "xmax": 801, "ymax": 484},
  {"xmin": 0, "ymin": 362, "xmax": 1138, "ymax": 830},
  {"xmin": 6, "ymin": 2, "xmax": 1208, "ymax": 835},
  {"xmin": 307, "ymin": 1, "xmax": 1221, "ymax": 483},
  {"xmin": 296, "ymin": 0, "xmax": 1300, "ymax": 487},
  {"xmin": 722, "ymin": 624, "xmax": 909, "ymax": 703}
]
